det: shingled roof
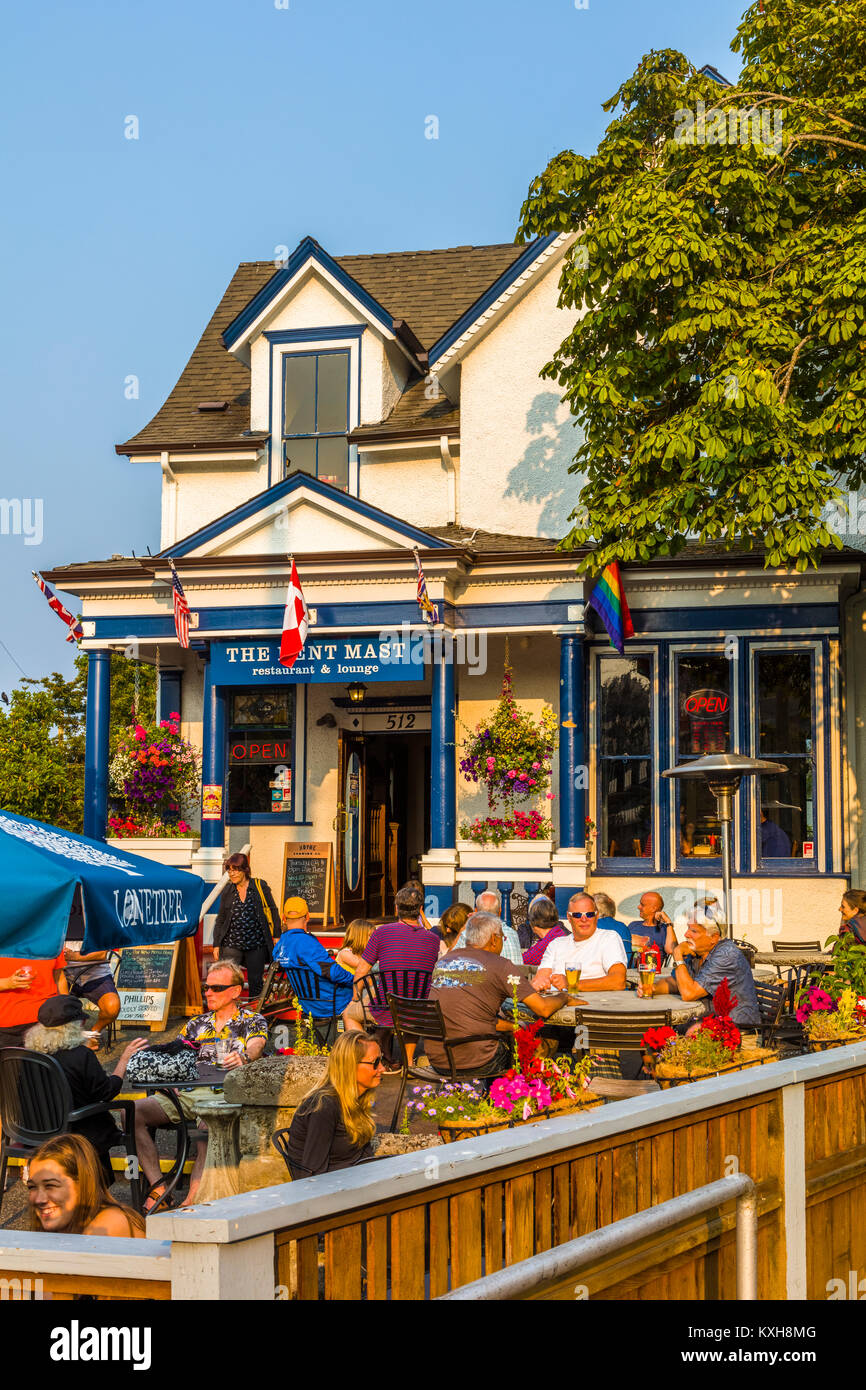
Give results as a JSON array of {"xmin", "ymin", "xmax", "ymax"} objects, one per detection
[
  {"xmin": 117, "ymin": 242, "xmax": 525, "ymax": 455},
  {"xmin": 351, "ymin": 374, "xmax": 459, "ymax": 443}
]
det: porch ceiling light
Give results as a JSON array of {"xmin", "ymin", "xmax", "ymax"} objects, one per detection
[{"xmin": 347, "ymin": 682, "xmax": 367, "ymax": 705}]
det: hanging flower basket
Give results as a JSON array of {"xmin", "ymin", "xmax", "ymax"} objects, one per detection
[
  {"xmin": 458, "ymin": 659, "xmax": 557, "ymax": 809},
  {"xmin": 456, "ymin": 836, "xmax": 555, "ymax": 873}
]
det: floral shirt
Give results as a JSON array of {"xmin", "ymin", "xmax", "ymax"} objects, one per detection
[{"xmin": 179, "ymin": 1005, "xmax": 268, "ymax": 1063}]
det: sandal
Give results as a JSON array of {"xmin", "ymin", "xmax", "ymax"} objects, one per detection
[{"xmin": 143, "ymin": 1185, "xmax": 178, "ymax": 1214}]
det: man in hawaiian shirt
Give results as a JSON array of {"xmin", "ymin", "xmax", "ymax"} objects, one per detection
[{"xmin": 133, "ymin": 961, "xmax": 268, "ymax": 1209}]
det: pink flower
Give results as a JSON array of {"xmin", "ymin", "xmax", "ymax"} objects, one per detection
[
  {"xmin": 507, "ymin": 770, "xmax": 516, "ymax": 779},
  {"xmin": 169, "ymin": 711, "xmax": 180, "ymax": 719},
  {"xmin": 546, "ymin": 792, "xmax": 555, "ymax": 800},
  {"xmin": 528, "ymin": 779, "xmax": 536, "ymax": 786},
  {"xmin": 486, "ymin": 756, "xmax": 495, "ymax": 770},
  {"xmin": 532, "ymin": 761, "xmax": 540, "ymax": 770},
  {"xmin": 134, "ymin": 725, "xmax": 147, "ymax": 742}
]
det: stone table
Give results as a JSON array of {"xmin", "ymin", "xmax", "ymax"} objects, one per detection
[
  {"xmin": 190, "ymin": 1098, "xmax": 242, "ymax": 1204},
  {"xmin": 753, "ymin": 950, "xmax": 830, "ymax": 970},
  {"xmin": 547, "ymin": 988, "xmax": 707, "ymax": 1025},
  {"xmin": 222, "ymin": 1054, "xmax": 328, "ymax": 1191}
]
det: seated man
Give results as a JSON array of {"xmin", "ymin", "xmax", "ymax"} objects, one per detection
[
  {"xmin": 522, "ymin": 897, "xmax": 568, "ymax": 967},
  {"xmin": 637, "ymin": 914, "xmax": 761, "ymax": 1028},
  {"xmin": 272, "ymin": 896, "xmax": 354, "ymax": 1028},
  {"xmin": 625, "ymin": 891, "xmax": 677, "ymax": 969},
  {"xmin": 532, "ymin": 892, "xmax": 628, "ymax": 993},
  {"xmin": 63, "ymin": 886, "xmax": 121, "ymax": 1044},
  {"xmin": 425, "ymin": 912, "xmax": 570, "ymax": 1077},
  {"xmin": 133, "ymin": 961, "xmax": 267, "ymax": 1209}
]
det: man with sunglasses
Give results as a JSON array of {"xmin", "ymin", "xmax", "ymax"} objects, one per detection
[
  {"xmin": 133, "ymin": 962, "xmax": 267, "ymax": 1209},
  {"xmin": 531, "ymin": 892, "xmax": 628, "ymax": 994}
]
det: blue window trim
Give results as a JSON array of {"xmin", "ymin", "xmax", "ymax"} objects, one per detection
[
  {"xmin": 265, "ymin": 326, "xmax": 365, "ymax": 344},
  {"xmin": 281, "ymin": 347, "xmax": 351, "ymax": 490},
  {"xmin": 595, "ymin": 647, "xmax": 658, "ymax": 874},
  {"xmin": 671, "ymin": 643, "xmax": 736, "ymax": 872}
]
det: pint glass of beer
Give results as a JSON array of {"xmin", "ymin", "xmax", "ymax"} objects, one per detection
[
  {"xmin": 639, "ymin": 964, "xmax": 656, "ymax": 999},
  {"xmin": 565, "ymin": 966, "xmax": 581, "ymax": 997}
]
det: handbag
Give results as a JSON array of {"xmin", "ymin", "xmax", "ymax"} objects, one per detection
[{"xmin": 253, "ymin": 878, "xmax": 277, "ymax": 941}]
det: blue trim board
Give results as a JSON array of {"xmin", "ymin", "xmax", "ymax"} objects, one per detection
[
  {"xmin": 265, "ymin": 326, "xmax": 365, "ymax": 344},
  {"xmin": 223, "ymin": 238, "xmax": 395, "ymax": 349},
  {"xmin": 619, "ymin": 604, "xmax": 839, "ymax": 636},
  {"xmin": 161, "ymin": 469, "xmax": 446, "ymax": 557},
  {"xmin": 91, "ymin": 600, "xmax": 435, "ymax": 641},
  {"xmin": 427, "ymin": 235, "xmax": 559, "ymax": 365}
]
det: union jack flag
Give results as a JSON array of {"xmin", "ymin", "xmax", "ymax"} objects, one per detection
[
  {"xmin": 413, "ymin": 548, "xmax": 439, "ymax": 625},
  {"xmin": 169, "ymin": 560, "xmax": 190, "ymax": 648},
  {"xmin": 32, "ymin": 572, "xmax": 83, "ymax": 643}
]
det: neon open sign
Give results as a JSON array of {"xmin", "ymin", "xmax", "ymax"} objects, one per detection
[
  {"xmin": 230, "ymin": 742, "xmax": 290, "ymax": 763},
  {"xmin": 684, "ymin": 689, "xmax": 729, "ymax": 719}
]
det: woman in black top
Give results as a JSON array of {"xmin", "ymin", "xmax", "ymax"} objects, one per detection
[
  {"xmin": 284, "ymin": 1031, "xmax": 384, "ymax": 1178},
  {"xmin": 213, "ymin": 852, "xmax": 280, "ymax": 999},
  {"xmin": 24, "ymin": 995, "xmax": 147, "ymax": 1186}
]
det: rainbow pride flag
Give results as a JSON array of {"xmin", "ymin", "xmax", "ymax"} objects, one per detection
[{"xmin": 588, "ymin": 560, "xmax": 635, "ymax": 654}]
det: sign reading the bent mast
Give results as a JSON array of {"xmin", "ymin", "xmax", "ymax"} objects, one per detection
[{"xmin": 209, "ymin": 638, "xmax": 425, "ymax": 684}]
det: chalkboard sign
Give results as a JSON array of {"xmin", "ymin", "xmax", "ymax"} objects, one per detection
[
  {"xmin": 281, "ymin": 842, "xmax": 334, "ymax": 926},
  {"xmin": 116, "ymin": 943, "xmax": 180, "ymax": 1030}
]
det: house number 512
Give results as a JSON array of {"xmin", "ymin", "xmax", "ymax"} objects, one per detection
[{"xmin": 386, "ymin": 713, "xmax": 416, "ymax": 729}]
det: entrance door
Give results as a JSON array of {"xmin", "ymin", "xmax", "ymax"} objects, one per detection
[{"xmin": 335, "ymin": 732, "xmax": 366, "ymax": 923}]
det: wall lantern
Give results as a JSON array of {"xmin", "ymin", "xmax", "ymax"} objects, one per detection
[{"xmin": 347, "ymin": 682, "xmax": 367, "ymax": 705}]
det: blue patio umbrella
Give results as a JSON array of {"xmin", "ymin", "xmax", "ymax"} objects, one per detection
[{"xmin": 0, "ymin": 809, "xmax": 206, "ymax": 959}]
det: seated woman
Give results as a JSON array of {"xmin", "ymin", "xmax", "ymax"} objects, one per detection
[
  {"xmin": 24, "ymin": 995, "xmax": 147, "ymax": 1188},
  {"xmin": 281, "ymin": 1031, "xmax": 382, "ymax": 1178},
  {"xmin": 27, "ymin": 1133, "xmax": 145, "ymax": 1237},
  {"xmin": 334, "ymin": 918, "xmax": 375, "ymax": 973},
  {"xmin": 437, "ymin": 901, "xmax": 471, "ymax": 958},
  {"xmin": 840, "ymin": 889, "xmax": 866, "ymax": 943}
]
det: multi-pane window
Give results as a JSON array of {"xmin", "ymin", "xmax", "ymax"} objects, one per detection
[
  {"xmin": 283, "ymin": 350, "xmax": 349, "ymax": 491},
  {"xmin": 754, "ymin": 650, "xmax": 815, "ymax": 861},
  {"xmin": 227, "ymin": 690, "xmax": 296, "ymax": 816},
  {"xmin": 598, "ymin": 655, "xmax": 653, "ymax": 861},
  {"xmin": 675, "ymin": 653, "xmax": 732, "ymax": 861}
]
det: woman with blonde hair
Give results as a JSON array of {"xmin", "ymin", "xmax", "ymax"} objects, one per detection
[
  {"xmin": 280, "ymin": 1031, "xmax": 383, "ymax": 1178},
  {"xmin": 335, "ymin": 918, "xmax": 375, "ymax": 973},
  {"xmin": 27, "ymin": 1133, "xmax": 145, "ymax": 1237},
  {"xmin": 438, "ymin": 901, "xmax": 471, "ymax": 957}
]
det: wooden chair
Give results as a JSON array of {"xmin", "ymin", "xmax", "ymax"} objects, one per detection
[
  {"xmin": 386, "ymin": 995, "xmax": 508, "ymax": 1132},
  {"xmin": 0, "ymin": 1049, "xmax": 142, "ymax": 1212}
]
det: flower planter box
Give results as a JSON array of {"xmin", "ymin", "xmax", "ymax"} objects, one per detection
[
  {"xmin": 807, "ymin": 1031, "xmax": 866, "ymax": 1052},
  {"xmin": 456, "ymin": 838, "xmax": 554, "ymax": 875},
  {"xmin": 438, "ymin": 1090, "xmax": 602, "ymax": 1143},
  {"xmin": 107, "ymin": 836, "xmax": 201, "ymax": 871},
  {"xmin": 653, "ymin": 1047, "xmax": 778, "ymax": 1089}
]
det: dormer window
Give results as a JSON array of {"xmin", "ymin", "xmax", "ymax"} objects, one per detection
[{"xmin": 283, "ymin": 349, "xmax": 349, "ymax": 491}]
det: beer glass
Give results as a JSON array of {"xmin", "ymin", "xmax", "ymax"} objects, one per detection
[
  {"xmin": 565, "ymin": 966, "xmax": 581, "ymax": 997},
  {"xmin": 639, "ymin": 964, "xmax": 656, "ymax": 999}
]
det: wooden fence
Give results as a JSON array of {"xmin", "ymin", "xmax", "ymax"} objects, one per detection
[{"xmin": 2, "ymin": 1043, "xmax": 865, "ymax": 1299}]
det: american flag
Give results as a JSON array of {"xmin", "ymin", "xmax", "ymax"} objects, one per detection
[
  {"xmin": 413, "ymin": 548, "xmax": 439, "ymax": 624},
  {"xmin": 168, "ymin": 561, "xmax": 190, "ymax": 648},
  {"xmin": 279, "ymin": 556, "xmax": 309, "ymax": 668},
  {"xmin": 32, "ymin": 572, "xmax": 83, "ymax": 643}
]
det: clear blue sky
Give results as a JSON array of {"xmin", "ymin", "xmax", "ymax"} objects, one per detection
[{"xmin": 0, "ymin": 0, "xmax": 746, "ymax": 691}]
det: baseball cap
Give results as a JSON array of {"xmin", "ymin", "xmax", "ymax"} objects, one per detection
[
  {"xmin": 283, "ymin": 896, "xmax": 309, "ymax": 919},
  {"xmin": 37, "ymin": 995, "xmax": 87, "ymax": 1028}
]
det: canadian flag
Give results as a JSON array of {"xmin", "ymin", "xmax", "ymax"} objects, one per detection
[{"xmin": 279, "ymin": 557, "xmax": 309, "ymax": 668}]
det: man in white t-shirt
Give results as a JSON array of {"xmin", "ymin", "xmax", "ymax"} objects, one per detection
[{"xmin": 532, "ymin": 892, "xmax": 628, "ymax": 993}]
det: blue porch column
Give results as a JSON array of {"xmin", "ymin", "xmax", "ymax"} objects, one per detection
[
  {"xmin": 200, "ymin": 656, "xmax": 227, "ymax": 852},
  {"xmin": 157, "ymin": 668, "xmax": 183, "ymax": 724},
  {"xmin": 83, "ymin": 650, "xmax": 111, "ymax": 840},
  {"xmin": 430, "ymin": 653, "xmax": 456, "ymax": 849},
  {"xmin": 555, "ymin": 634, "xmax": 587, "ymax": 916}
]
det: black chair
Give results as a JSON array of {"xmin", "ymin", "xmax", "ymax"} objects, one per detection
[
  {"xmin": 770, "ymin": 940, "xmax": 822, "ymax": 977},
  {"xmin": 357, "ymin": 969, "xmax": 433, "ymax": 1060},
  {"xmin": 770, "ymin": 965, "xmax": 811, "ymax": 1050},
  {"xmin": 0, "ymin": 1049, "xmax": 142, "ymax": 1213},
  {"xmin": 753, "ymin": 979, "xmax": 788, "ymax": 1046},
  {"xmin": 282, "ymin": 967, "xmax": 342, "ymax": 1048},
  {"xmin": 572, "ymin": 1008, "xmax": 673, "ymax": 1081},
  {"xmin": 387, "ymin": 995, "xmax": 509, "ymax": 1133}
]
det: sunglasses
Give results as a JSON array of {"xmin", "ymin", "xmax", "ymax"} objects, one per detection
[
  {"xmin": 205, "ymin": 982, "xmax": 235, "ymax": 993},
  {"xmin": 569, "ymin": 911, "xmax": 597, "ymax": 920},
  {"xmin": 360, "ymin": 1054, "xmax": 386, "ymax": 1069}
]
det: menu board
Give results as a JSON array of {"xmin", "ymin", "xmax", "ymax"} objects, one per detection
[
  {"xmin": 116, "ymin": 944, "xmax": 180, "ymax": 1030},
  {"xmin": 281, "ymin": 842, "xmax": 334, "ymax": 925}
]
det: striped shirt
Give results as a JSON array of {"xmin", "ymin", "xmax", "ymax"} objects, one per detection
[{"xmin": 361, "ymin": 920, "xmax": 440, "ymax": 1023}]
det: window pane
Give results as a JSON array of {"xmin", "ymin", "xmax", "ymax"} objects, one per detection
[
  {"xmin": 679, "ymin": 781, "xmax": 722, "ymax": 858},
  {"xmin": 283, "ymin": 355, "xmax": 315, "ymax": 436},
  {"xmin": 601, "ymin": 759, "xmax": 652, "ymax": 859},
  {"xmin": 757, "ymin": 651, "xmax": 813, "ymax": 754},
  {"xmin": 677, "ymin": 654, "xmax": 731, "ymax": 755},
  {"xmin": 600, "ymin": 656, "xmax": 651, "ymax": 755},
  {"xmin": 758, "ymin": 761, "xmax": 814, "ymax": 859},
  {"xmin": 227, "ymin": 690, "xmax": 295, "ymax": 815},
  {"xmin": 316, "ymin": 352, "xmax": 349, "ymax": 433},
  {"xmin": 284, "ymin": 436, "xmax": 316, "ymax": 477},
  {"xmin": 317, "ymin": 436, "xmax": 349, "ymax": 491}
]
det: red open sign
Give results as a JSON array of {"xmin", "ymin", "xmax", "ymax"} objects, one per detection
[{"xmin": 684, "ymin": 689, "xmax": 729, "ymax": 720}]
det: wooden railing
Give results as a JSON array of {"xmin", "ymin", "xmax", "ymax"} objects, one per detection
[{"xmin": 3, "ymin": 1044, "xmax": 865, "ymax": 1299}]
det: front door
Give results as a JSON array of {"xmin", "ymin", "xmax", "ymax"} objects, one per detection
[{"xmin": 335, "ymin": 731, "xmax": 366, "ymax": 923}]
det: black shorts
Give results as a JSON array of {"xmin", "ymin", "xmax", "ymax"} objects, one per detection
[{"xmin": 68, "ymin": 972, "xmax": 116, "ymax": 1004}]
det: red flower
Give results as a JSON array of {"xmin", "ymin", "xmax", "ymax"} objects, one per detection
[
  {"xmin": 712, "ymin": 977, "xmax": 738, "ymax": 1018},
  {"xmin": 641, "ymin": 1026, "xmax": 677, "ymax": 1052},
  {"xmin": 700, "ymin": 1014, "xmax": 741, "ymax": 1055}
]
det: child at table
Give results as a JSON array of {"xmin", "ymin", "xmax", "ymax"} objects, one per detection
[{"xmin": 335, "ymin": 919, "xmax": 375, "ymax": 975}]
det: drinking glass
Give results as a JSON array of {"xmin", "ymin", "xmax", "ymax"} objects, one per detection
[
  {"xmin": 214, "ymin": 1038, "xmax": 228, "ymax": 1065},
  {"xmin": 565, "ymin": 966, "xmax": 582, "ymax": 997},
  {"xmin": 639, "ymin": 966, "xmax": 656, "ymax": 999}
]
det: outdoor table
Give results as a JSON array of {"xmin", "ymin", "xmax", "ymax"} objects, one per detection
[
  {"xmin": 117, "ymin": 1060, "xmax": 227, "ymax": 1214},
  {"xmin": 753, "ymin": 950, "xmax": 830, "ymax": 974},
  {"xmin": 189, "ymin": 1098, "xmax": 243, "ymax": 1205},
  {"xmin": 546, "ymin": 988, "xmax": 707, "ymax": 1026}
]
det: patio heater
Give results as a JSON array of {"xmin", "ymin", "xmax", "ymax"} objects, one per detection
[{"xmin": 661, "ymin": 753, "xmax": 787, "ymax": 937}]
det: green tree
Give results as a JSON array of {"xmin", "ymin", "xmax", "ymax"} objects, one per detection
[
  {"xmin": 0, "ymin": 653, "xmax": 156, "ymax": 831},
  {"xmin": 518, "ymin": 0, "xmax": 866, "ymax": 572}
]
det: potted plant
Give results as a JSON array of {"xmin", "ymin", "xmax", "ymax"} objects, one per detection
[
  {"xmin": 107, "ymin": 713, "xmax": 201, "ymax": 866},
  {"xmin": 456, "ymin": 659, "xmax": 557, "ymax": 873},
  {"xmin": 798, "ymin": 986, "xmax": 866, "ymax": 1051},
  {"xmin": 644, "ymin": 980, "xmax": 778, "ymax": 1087}
]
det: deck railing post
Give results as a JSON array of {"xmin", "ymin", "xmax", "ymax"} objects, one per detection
[{"xmin": 169, "ymin": 1232, "xmax": 275, "ymax": 1301}]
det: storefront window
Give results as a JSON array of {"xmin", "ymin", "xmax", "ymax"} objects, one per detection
[
  {"xmin": 755, "ymin": 650, "xmax": 815, "ymax": 861},
  {"xmin": 676, "ymin": 653, "xmax": 732, "ymax": 861},
  {"xmin": 598, "ymin": 655, "xmax": 653, "ymax": 861},
  {"xmin": 227, "ymin": 689, "xmax": 295, "ymax": 816}
]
